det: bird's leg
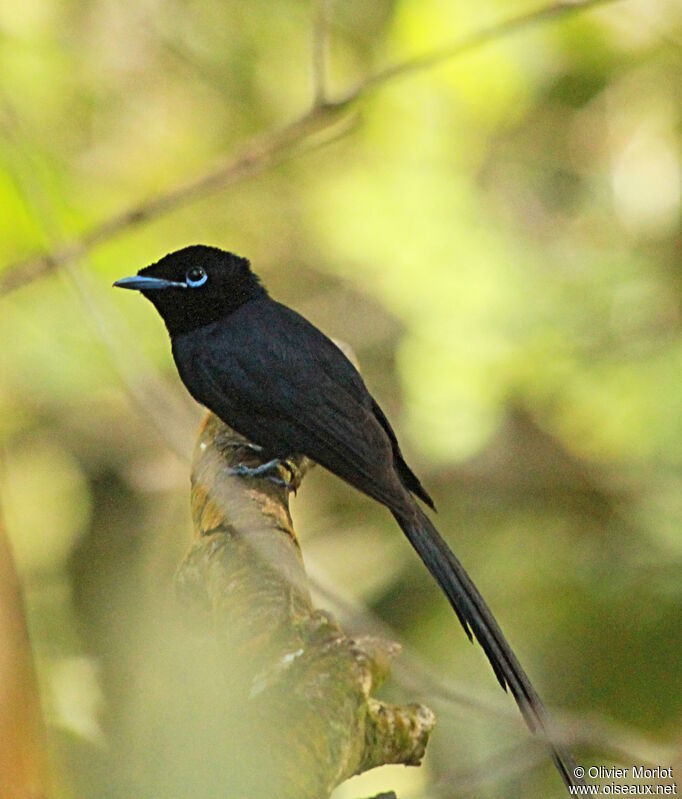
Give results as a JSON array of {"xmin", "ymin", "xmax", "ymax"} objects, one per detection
[{"xmin": 225, "ymin": 457, "xmax": 297, "ymax": 491}]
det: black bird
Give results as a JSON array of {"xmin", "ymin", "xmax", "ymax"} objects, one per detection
[{"xmin": 115, "ymin": 244, "xmax": 578, "ymax": 790}]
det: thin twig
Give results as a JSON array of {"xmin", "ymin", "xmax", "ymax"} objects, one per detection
[
  {"xmin": 0, "ymin": 103, "xmax": 347, "ymax": 295},
  {"xmin": 0, "ymin": 92, "xmax": 359, "ymax": 456},
  {"xmin": 0, "ymin": 0, "xmax": 625, "ymax": 297},
  {"xmin": 305, "ymin": 565, "xmax": 678, "ymax": 770},
  {"xmin": 311, "ymin": 0, "xmax": 332, "ymax": 106},
  {"xmin": 0, "ymin": 98, "xmax": 199, "ymax": 459},
  {"xmin": 412, "ymin": 740, "xmax": 550, "ymax": 797},
  {"xmin": 338, "ymin": 0, "xmax": 623, "ymax": 104}
]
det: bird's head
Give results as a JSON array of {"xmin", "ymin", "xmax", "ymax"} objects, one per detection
[{"xmin": 114, "ymin": 245, "xmax": 266, "ymax": 334}]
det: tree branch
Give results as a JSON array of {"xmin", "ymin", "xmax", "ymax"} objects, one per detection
[
  {"xmin": 173, "ymin": 412, "xmax": 434, "ymax": 798},
  {"xmin": 0, "ymin": 0, "xmax": 623, "ymax": 297},
  {"xmin": 0, "ymin": 104, "xmax": 349, "ymax": 295},
  {"xmin": 339, "ymin": 0, "xmax": 622, "ymax": 103}
]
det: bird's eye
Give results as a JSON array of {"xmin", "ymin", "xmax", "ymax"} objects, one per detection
[{"xmin": 186, "ymin": 266, "xmax": 208, "ymax": 288}]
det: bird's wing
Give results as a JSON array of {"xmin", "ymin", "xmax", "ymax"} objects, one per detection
[
  {"xmin": 257, "ymin": 304, "xmax": 434, "ymax": 508},
  {"xmin": 193, "ymin": 305, "xmax": 409, "ymax": 509}
]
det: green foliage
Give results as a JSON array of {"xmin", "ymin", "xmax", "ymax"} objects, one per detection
[{"xmin": 0, "ymin": 1, "xmax": 680, "ymax": 797}]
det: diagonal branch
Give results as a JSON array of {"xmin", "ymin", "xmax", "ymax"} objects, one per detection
[
  {"xmin": 340, "ymin": 0, "xmax": 623, "ymax": 103},
  {"xmin": 308, "ymin": 567, "xmax": 678, "ymax": 770},
  {"xmin": 0, "ymin": 104, "xmax": 349, "ymax": 295},
  {"xmin": 0, "ymin": 0, "xmax": 624, "ymax": 297}
]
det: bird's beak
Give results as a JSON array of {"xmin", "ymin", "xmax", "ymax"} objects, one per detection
[{"xmin": 113, "ymin": 275, "xmax": 186, "ymax": 291}]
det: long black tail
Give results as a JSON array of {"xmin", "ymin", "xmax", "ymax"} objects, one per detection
[{"xmin": 393, "ymin": 503, "xmax": 580, "ymax": 791}]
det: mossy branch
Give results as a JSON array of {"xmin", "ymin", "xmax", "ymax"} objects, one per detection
[{"xmin": 174, "ymin": 413, "xmax": 435, "ymax": 799}]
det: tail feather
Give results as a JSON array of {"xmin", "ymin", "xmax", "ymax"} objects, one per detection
[{"xmin": 393, "ymin": 504, "xmax": 580, "ymax": 792}]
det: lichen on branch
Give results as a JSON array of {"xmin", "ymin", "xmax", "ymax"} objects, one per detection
[{"xmin": 174, "ymin": 412, "xmax": 435, "ymax": 799}]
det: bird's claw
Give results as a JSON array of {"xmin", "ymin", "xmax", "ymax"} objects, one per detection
[{"xmin": 225, "ymin": 458, "xmax": 297, "ymax": 492}]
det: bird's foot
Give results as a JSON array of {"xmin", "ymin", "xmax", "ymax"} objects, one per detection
[{"xmin": 225, "ymin": 458, "xmax": 297, "ymax": 491}]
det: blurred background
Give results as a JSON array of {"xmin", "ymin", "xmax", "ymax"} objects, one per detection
[{"xmin": 1, "ymin": 0, "xmax": 681, "ymax": 796}]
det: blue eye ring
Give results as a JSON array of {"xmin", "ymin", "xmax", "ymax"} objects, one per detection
[{"xmin": 186, "ymin": 267, "xmax": 208, "ymax": 288}]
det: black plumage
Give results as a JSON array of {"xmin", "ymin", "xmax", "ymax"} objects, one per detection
[{"xmin": 114, "ymin": 244, "xmax": 579, "ymax": 790}]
